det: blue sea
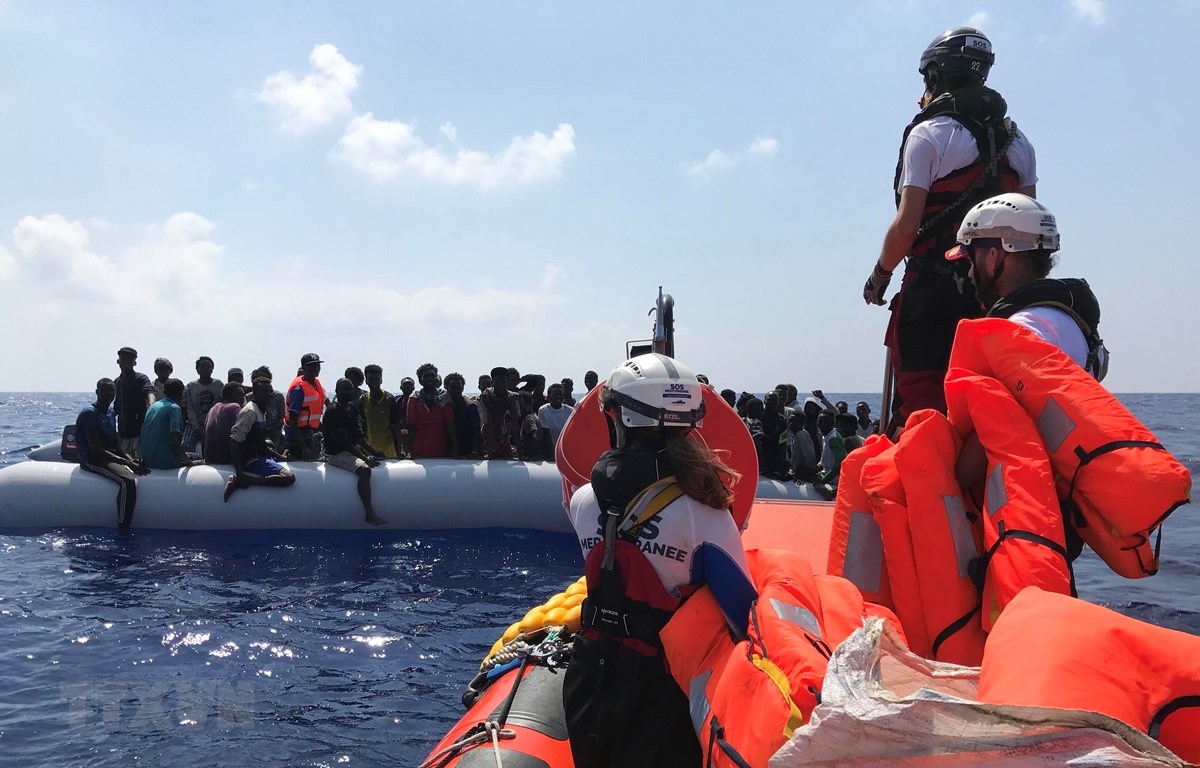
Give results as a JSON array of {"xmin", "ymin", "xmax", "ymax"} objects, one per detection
[{"xmin": 1, "ymin": 392, "xmax": 1197, "ymax": 767}]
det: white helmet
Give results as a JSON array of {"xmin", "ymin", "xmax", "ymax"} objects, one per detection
[
  {"xmin": 602, "ymin": 353, "xmax": 705, "ymax": 429},
  {"xmin": 949, "ymin": 193, "xmax": 1060, "ymax": 256}
]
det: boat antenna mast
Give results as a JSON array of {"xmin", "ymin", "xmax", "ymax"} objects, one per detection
[{"xmin": 627, "ymin": 286, "xmax": 675, "ymax": 358}]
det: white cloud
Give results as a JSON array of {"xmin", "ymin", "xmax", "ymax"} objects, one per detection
[
  {"xmin": 1, "ymin": 212, "xmax": 570, "ymax": 341},
  {"xmin": 1, "ymin": 211, "xmax": 577, "ymax": 388},
  {"xmin": 308, "ymin": 264, "xmax": 570, "ymax": 331},
  {"xmin": 3, "ymin": 212, "xmax": 224, "ymax": 312},
  {"xmin": 1067, "ymin": 0, "xmax": 1106, "ymax": 25},
  {"xmin": 685, "ymin": 150, "xmax": 734, "ymax": 180},
  {"xmin": 256, "ymin": 43, "xmax": 362, "ymax": 133},
  {"xmin": 333, "ymin": 115, "xmax": 576, "ymax": 189},
  {"xmin": 129, "ymin": 213, "xmax": 225, "ymax": 306},
  {"xmin": 746, "ymin": 136, "xmax": 779, "ymax": 157},
  {"xmin": 684, "ymin": 136, "xmax": 780, "ymax": 181},
  {"xmin": 967, "ymin": 11, "xmax": 989, "ymax": 28},
  {"xmin": 0, "ymin": 245, "xmax": 16, "ymax": 281},
  {"xmin": 439, "ymin": 122, "xmax": 458, "ymax": 143},
  {"xmin": 11, "ymin": 214, "xmax": 127, "ymax": 300}
]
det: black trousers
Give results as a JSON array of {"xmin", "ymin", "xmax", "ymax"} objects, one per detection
[
  {"xmin": 563, "ymin": 636, "xmax": 702, "ymax": 768},
  {"xmin": 81, "ymin": 461, "xmax": 137, "ymax": 529}
]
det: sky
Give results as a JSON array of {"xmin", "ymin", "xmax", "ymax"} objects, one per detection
[{"xmin": 1, "ymin": 0, "xmax": 1196, "ymax": 393}]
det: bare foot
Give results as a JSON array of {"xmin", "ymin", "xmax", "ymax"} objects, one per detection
[
  {"xmin": 223, "ymin": 476, "xmax": 242, "ymax": 503},
  {"xmin": 365, "ymin": 513, "xmax": 387, "ymax": 526}
]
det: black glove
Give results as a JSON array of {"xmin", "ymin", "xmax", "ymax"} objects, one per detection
[{"xmin": 863, "ymin": 261, "xmax": 893, "ymax": 306}]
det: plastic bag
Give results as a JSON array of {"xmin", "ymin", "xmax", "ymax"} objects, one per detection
[{"xmin": 770, "ymin": 618, "xmax": 1188, "ymax": 768}]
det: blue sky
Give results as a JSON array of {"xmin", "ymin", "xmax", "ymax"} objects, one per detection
[{"xmin": 1, "ymin": 0, "xmax": 1195, "ymax": 393}]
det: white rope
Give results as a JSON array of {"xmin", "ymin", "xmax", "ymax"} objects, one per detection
[
  {"xmin": 486, "ymin": 720, "xmax": 504, "ymax": 768},
  {"xmin": 416, "ymin": 725, "xmax": 516, "ymax": 768}
]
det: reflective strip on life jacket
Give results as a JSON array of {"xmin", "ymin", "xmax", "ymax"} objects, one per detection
[
  {"xmin": 827, "ymin": 434, "xmax": 894, "ymax": 607},
  {"xmin": 944, "ymin": 370, "xmax": 1072, "ymax": 631},
  {"xmin": 892, "ymin": 409, "xmax": 987, "ymax": 665},
  {"xmin": 861, "ymin": 443, "xmax": 934, "ymax": 657},
  {"xmin": 978, "ymin": 587, "xmax": 1200, "ymax": 764},
  {"xmin": 662, "ymin": 549, "xmax": 870, "ymax": 768},
  {"xmin": 949, "ymin": 318, "xmax": 1192, "ymax": 578}
]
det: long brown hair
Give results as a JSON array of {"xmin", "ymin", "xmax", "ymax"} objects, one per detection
[
  {"xmin": 602, "ymin": 386, "xmax": 740, "ymax": 509},
  {"xmin": 665, "ymin": 433, "xmax": 739, "ymax": 509}
]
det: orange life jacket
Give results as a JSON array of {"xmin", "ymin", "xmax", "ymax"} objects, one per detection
[
  {"xmin": 891, "ymin": 409, "xmax": 987, "ymax": 664},
  {"xmin": 661, "ymin": 548, "xmax": 897, "ymax": 768},
  {"xmin": 852, "ymin": 410, "xmax": 987, "ymax": 663},
  {"xmin": 949, "ymin": 318, "xmax": 1192, "ymax": 578},
  {"xmin": 287, "ymin": 375, "xmax": 326, "ymax": 430},
  {"xmin": 860, "ymin": 442, "xmax": 934, "ymax": 657},
  {"xmin": 978, "ymin": 587, "xmax": 1200, "ymax": 764},
  {"xmin": 826, "ymin": 434, "xmax": 894, "ymax": 608},
  {"xmin": 944, "ymin": 369, "xmax": 1072, "ymax": 631}
]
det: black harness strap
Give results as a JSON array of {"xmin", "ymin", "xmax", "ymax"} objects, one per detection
[
  {"xmin": 584, "ymin": 480, "xmax": 685, "ymax": 646},
  {"xmin": 911, "ymin": 118, "xmax": 1017, "ymax": 247}
]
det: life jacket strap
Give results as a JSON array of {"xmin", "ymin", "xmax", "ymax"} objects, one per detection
[
  {"xmin": 930, "ymin": 605, "xmax": 981, "ymax": 659},
  {"xmin": 1066, "ymin": 440, "xmax": 1186, "ymax": 531},
  {"xmin": 705, "ymin": 714, "xmax": 755, "ymax": 768},
  {"xmin": 970, "ymin": 520, "xmax": 1072, "ymax": 594},
  {"xmin": 1148, "ymin": 695, "xmax": 1200, "ymax": 741}
]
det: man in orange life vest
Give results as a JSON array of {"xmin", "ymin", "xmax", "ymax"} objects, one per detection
[
  {"xmin": 946, "ymin": 193, "xmax": 1107, "ymax": 491},
  {"xmin": 286, "ymin": 353, "xmax": 328, "ymax": 460},
  {"xmin": 864, "ymin": 27, "xmax": 1037, "ymax": 429}
]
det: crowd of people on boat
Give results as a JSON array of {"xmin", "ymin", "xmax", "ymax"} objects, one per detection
[
  {"xmin": 70, "ymin": 345, "xmax": 873, "ymax": 528},
  {"xmin": 729, "ymin": 386, "xmax": 879, "ymax": 493},
  {"xmin": 73, "ymin": 352, "xmax": 599, "ymax": 527}
]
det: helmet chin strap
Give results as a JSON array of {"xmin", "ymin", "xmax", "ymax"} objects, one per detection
[{"xmin": 977, "ymin": 247, "xmax": 1006, "ymax": 304}]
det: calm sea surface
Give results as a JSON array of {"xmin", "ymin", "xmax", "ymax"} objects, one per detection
[{"xmin": 1, "ymin": 392, "xmax": 1197, "ymax": 767}]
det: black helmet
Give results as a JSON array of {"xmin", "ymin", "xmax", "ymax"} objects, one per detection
[{"xmin": 919, "ymin": 27, "xmax": 994, "ymax": 82}]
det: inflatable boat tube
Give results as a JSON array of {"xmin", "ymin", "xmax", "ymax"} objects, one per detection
[
  {"xmin": 0, "ymin": 458, "xmax": 816, "ymax": 532},
  {"xmin": 422, "ymin": 660, "xmax": 574, "ymax": 768},
  {"xmin": 0, "ymin": 459, "xmax": 570, "ymax": 532}
]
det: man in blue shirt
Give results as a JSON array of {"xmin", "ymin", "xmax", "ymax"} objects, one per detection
[
  {"xmin": 140, "ymin": 379, "xmax": 198, "ymax": 470},
  {"xmin": 76, "ymin": 378, "xmax": 150, "ymax": 532}
]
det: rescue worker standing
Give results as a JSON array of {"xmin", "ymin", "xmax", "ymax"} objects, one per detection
[
  {"xmin": 563, "ymin": 353, "xmax": 755, "ymax": 768},
  {"xmin": 864, "ymin": 27, "xmax": 1038, "ymax": 428}
]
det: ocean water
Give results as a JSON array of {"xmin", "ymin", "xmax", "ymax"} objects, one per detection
[{"xmin": 0, "ymin": 392, "xmax": 1197, "ymax": 767}]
